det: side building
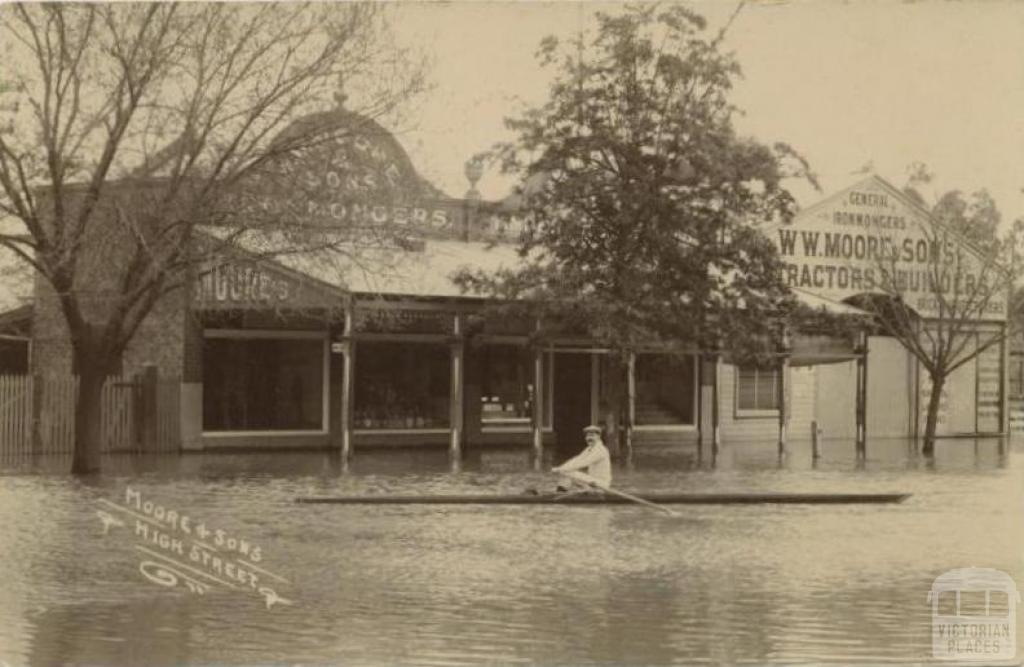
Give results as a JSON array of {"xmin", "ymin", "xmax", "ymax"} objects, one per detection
[{"xmin": 773, "ymin": 175, "xmax": 1008, "ymax": 442}]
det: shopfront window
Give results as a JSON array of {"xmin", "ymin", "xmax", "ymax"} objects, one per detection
[
  {"xmin": 203, "ymin": 335, "xmax": 326, "ymax": 432},
  {"xmin": 635, "ymin": 353, "xmax": 695, "ymax": 426},
  {"xmin": 479, "ymin": 345, "xmax": 552, "ymax": 428},
  {"xmin": 737, "ymin": 366, "xmax": 780, "ymax": 414},
  {"xmin": 354, "ymin": 341, "xmax": 450, "ymax": 429}
]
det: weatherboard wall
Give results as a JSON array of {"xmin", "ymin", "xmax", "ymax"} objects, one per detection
[{"xmin": 717, "ymin": 363, "xmax": 816, "ymax": 443}]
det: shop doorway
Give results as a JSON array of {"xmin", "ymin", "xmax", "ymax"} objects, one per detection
[{"xmin": 553, "ymin": 352, "xmax": 592, "ymax": 457}]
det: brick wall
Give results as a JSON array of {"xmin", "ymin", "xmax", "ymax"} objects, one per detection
[
  {"xmin": 30, "ymin": 186, "xmax": 189, "ymax": 380},
  {"xmin": 32, "ymin": 272, "xmax": 187, "ymax": 378}
]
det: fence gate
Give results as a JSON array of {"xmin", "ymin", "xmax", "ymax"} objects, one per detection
[
  {"xmin": 103, "ymin": 377, "xmax": 138, "ymax": 452},
  {"xmin": 0, "ymin": 374, "xmax": 181, "ymax": 455}
]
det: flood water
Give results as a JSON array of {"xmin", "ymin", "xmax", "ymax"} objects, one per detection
[{"xmin": 0, "ymin": 437, "xmax": 1021, "ymax": 666}]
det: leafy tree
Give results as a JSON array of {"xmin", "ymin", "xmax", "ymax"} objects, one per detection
[
  {"xmin": 904, "ymin": 162, "xmax": 1001, "ymax": 252},
  {"xmin": 457, "ymin": 4, "xmax": 815, "ymax": 449},
  {"xmin": 0, "ymin": 3, "xmax": 426, "ymax": 473}
]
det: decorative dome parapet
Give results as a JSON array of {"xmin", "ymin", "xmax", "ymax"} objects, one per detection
[{"xmin": 210, "ymin": 105, "xmax": 530, "ymax": 244}]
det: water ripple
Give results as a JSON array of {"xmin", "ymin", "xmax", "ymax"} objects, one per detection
[{"xmin": 0, "ymin": 440, "xmax": 1020, "ymax": 665}]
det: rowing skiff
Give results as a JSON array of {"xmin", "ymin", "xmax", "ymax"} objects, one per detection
[{"xmin": 295, "ymin": 492, "xmax": 911, "ymax": 505}]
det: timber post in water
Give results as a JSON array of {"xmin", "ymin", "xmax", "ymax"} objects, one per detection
[
  {"xmin": 778, "ymin": 355, "xmax": 789, "ymax": 459},
  {"xmin": 448, "ymin": 313, "xmax": 464, "ymax": 462},
  {"xmin": 531, "ymin": 343, "xmax": 544, "ymax": 462},
  {"xmin": 855, "ymin": 331, "xmax": 868, "ymax": 458},
  {"xmin": 340, "ymin": 305, "xmax": 354, "ymax": 460}
]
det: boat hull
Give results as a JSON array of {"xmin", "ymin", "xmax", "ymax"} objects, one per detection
[{"xmin": 295, "ymin": 492, "xmax": 911, "ymax": 505}]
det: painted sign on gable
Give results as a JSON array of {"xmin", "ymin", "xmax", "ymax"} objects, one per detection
[
  {"xmin": 774, "ymin": 176, "xmax": 1007, "ymax": 321},
  {"xmin": 193, "ymin": 260, "xmax": 341, "ymax": 310}
]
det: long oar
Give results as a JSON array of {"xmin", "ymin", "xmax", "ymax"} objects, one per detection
[{"xmin": 561, "ymin": 470, "xmax": 680, "ymax": 517}]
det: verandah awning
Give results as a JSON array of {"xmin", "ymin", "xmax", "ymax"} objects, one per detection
[{"xmin": 788, "ymin": 288, "xmax": 870, "ymax": 366}]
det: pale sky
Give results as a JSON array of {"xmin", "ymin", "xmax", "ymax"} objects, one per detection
[
  {"xmin": 2, "ymin": 1, "xmax": 1020, "ymax": 312},
  {"xmin": 388, "ymin": 1, "xmax": 1024, "ymax": 226}
]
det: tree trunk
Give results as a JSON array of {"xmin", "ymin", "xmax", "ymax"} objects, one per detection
[
  {"xmin": 599, "ymin": 356, "xmax": 629, "ymax": 458},
  {"xmin": 71, "ymin": 362, "xmax": 108, "ymax": 475},
  {"xmin": 922, "ymin": 373, "xmax": 945, "ymax": 456}
]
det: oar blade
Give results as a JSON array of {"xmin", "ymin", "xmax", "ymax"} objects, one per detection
[{"xmin": 561, "ymin": 471, "xmax": 682, "ymax": 517}]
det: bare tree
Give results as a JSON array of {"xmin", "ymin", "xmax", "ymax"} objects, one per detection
[
  {"xmin": 0, "ymin": 3, "xmax": 427, "ymax": 473},
  {"xmin": 851, "ymin": 212, "xmax": 1019, "ymax": 455}
]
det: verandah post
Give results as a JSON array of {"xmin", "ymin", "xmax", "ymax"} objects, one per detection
[
  {"xmin": 713, "ymin": 354, "xmax": 721, "ymax": 457},
  {"xmin": 531, "ymin": 345, "xmax": 544, "ymax": 462},
  {"xmin": 449, "ymin": 313, "xmax": 464, "ymax": 460},
  {"xmin": 777, "ymin": 355, "xmax": 788, "ymax": 458},
  {"xmin": 778, "ymin": 329, "xmax": 790, "ymax": 458},
  {"xmin": 855, "ymin": 330, "xmax": 868, "ymax": 458},
  {"xmin": 697, "ymin": 352, "xmax": 722, "ymax": 462},
  {"xmin": 626, "ymin": 350, "xmax": 636, "ymax": 451},
  {"xmin": 340, "ymin": 304, "xmax": 354, "ymax": 460},
  {"xmin": 530, "ymin": 317, "xmax": 544, "ymax": 465}
]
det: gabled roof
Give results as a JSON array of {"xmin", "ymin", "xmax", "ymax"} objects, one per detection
[
  {"xmin": 789, "ymin": 173, "xmax": 991, "ymax": 263},
  {"xmin": 793, "ymin": 174, "xmax": 932, "ymax": 226},
  {"xmin": 772, "ymin": 172, "xmax": 1008, "ymax": 322},
  {"xmin": 0, "ymin": 303, "xmax": 31, "ymax": 337}
]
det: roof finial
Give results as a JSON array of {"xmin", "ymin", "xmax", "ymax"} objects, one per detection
[{"xmin": 464, "ymin": 155, "xmax": 484, "ymax": 201}]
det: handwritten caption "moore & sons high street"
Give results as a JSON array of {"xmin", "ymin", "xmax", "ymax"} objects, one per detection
[{"xmin": 95, "ymin": 487, "xmax": 293, "ymax": 609}]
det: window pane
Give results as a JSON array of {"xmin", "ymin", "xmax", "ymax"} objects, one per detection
[
  {"xmin": 635, "ymin": 354, "xmax": 695, "ymax": 425},
  {"xmin": 756, "ymin": 370, "xmax": 778, "ymax": 411},
  {"xmin": 737, "ymin": 367, "xmax": 758, "ymax": 410},
  {"xmin": 959, "ymin": 590, "xmax": 987, "ymax": 617},
  {"xmin": 936, "ymin": 590, "xmax": 957, "ymax": 617},
  {"xmin": 480, "ymin": 345, "xmax": 532, "ymax": 424},
  {"xmin": 203, "ymin": 338, "xmax": 324, "ymax": 431},
  {"xmin": 354, "ymin": 342, "xmax": 450, "ymax": 429},
  {"xmin": 989, "ymin": 590, "xmax": 1009, "ymax": 617},
  {"xmin": 737, "ymin": 366, "xmax": 779, "ymax": 412}
]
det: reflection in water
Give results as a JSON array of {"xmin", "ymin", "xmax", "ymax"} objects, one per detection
[
  {"xmin": 0, "ymin": 437, "xmax": 1020, "ymax": 665},
  {"xmin": 28, "ymin": 600, "xmax": 192, "ymax": 667}
]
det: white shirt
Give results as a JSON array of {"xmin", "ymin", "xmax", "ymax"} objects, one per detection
[{"xmin": 555, "ymin": 441, "xmax": 612, "ymax": 487}]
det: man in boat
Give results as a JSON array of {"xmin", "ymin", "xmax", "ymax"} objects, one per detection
[{"xmin": 552, "ymin": 424, "xmax": 612, "ymax": 492}]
